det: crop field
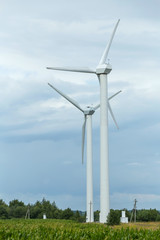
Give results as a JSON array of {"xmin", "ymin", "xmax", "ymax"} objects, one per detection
[{"xmin": 1, "ymin": 220, "xmax": 160, "ymax": 240}]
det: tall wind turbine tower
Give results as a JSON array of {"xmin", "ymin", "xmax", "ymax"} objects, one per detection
[
  {"xmin": 48, "ymin": 82, "xmax": 97, "ymax": 222},
  {"xmin": 48, "ymin": 82, "xmax": 121, "ymax": 222},
  {"xmin": 47, "ymin": 20, "xmax": 120, "ymax": 223}
]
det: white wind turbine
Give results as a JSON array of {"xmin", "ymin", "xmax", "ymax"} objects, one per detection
[
  {"xmin": 47, "ymin": 19, "xmax": 120, "ymax": 223},
  {"xmin": 48, "ymin": 82, "xmax": 121, "ymax": 222}
]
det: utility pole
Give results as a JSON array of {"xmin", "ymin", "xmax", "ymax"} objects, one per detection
[
  {"xmin": 134, "ymin": 199, "xmax": 137, "ymax": 222},
  {"xmin": 25, "ymin": 204, "xmax": 30, "ymax": 219},
  {"xmin": 130, "ymin": 199, "xmax": 137, "ymax": 223}
]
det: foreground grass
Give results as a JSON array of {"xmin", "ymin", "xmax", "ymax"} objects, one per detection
[
  {"xmin": 119, "ymin": 222, "xmax": 160, "ymax": 230},
  {"xmin": 0, "ymin": 219, "xmax": 160, "ymax": 239}
]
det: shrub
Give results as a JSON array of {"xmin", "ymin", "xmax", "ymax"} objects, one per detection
[{"xmin": 107, "ymin": 209, "xmax": 120, "ymax": 225}]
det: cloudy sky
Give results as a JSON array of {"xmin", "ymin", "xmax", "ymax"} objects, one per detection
[{"xmin": 1, "ymin": 0, "xmax": 160, "ymax": 212}]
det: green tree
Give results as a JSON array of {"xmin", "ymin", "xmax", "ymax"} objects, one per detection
[
  {"xmin": 0, "ymin": 199, "xmax": 9, "ymax": 219},
  {"xmin": 41, "ymin": 198, "xmax": 53, "ymax": 218},
  {"xmin": 30, "ymin": 201, "xmax": 43, "ymax": 219},
  {"xmin": 9, "ymin": 199, "xmax": 25, "ymax": 207},
  {"xmin": 137, "ymin": 209, "xmax": 159, "ymax": 222},
  {"xmin": 61, "ymin": 208, "xmax": 74, "ymax": 220},
  {"xmin": 73, "ymin": 210, "xmax": 85, "ymax": 222},
  {"xmin": 107, "ymin": 209, "xmax": 121, "ymax": 225},
  {"xmin": 51, "ymin": 201, "xmax": 61, "ymax": 218},
  {"xmin": 94, "ymin": 210, "xmax": 100, "ymax": 222},
  {"xmin": 30, "ymin": 199, "xmax": 61, "ymax": 219},
  {"xmin": 156, "ymin": 212, "xmax": 160, "ymax": 221},
  {"xmin": 9, "ymin": 199, "xmax": 26, "ymax": 218}
]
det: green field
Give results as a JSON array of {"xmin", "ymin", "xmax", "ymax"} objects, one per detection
[{"xmin": 1, "ymin": 219, "xmax": 160, "ymax": 240}]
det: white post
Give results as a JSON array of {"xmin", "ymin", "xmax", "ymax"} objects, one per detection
[
  {"xmin": 86, "ymin": 115, "xmax": 94, "ymax": 222},
  {"xmin": 120, "ymin": 211, "xmax": 128, "ymax": 223},
  {"xmin": 99, "ymin": 74, "xmax": 109, "ymax": 223}
]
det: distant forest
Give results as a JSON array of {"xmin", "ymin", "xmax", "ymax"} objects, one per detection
[
  {"xmin": 0, "ymin": 198, "xmax": 160, "ymax": 222},
  {"xmin": 0, "ymin": 198, "xmax": 85, "ymax": 222}
]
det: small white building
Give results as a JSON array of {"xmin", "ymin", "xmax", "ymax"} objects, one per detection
[
  {"xmin": 120, "ymin": 211, "xmax": 128, "ymax": 223},
  {"xmin": 43, "ymin": 214, "xmax": 47, "ymax": 219}
]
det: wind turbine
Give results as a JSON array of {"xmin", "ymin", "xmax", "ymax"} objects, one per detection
[
  {"xmin": 47, "ymin": 19, "xmax": 120, "ymax": 223},
  {"xmin": 48, "ymin": 82, "xmax": 121, "ymax": 222},
  {"xmin": 48, "ymin": 82, "xmax": 96, "ymax": 222}
]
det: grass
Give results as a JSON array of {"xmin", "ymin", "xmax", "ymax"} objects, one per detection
[
  {"xmin": 0, "ymin": 219, "xmax": 160, "ymax": 239},
  {"xmin": 118, "ymin": 221, "xmax": 160, "ymax": 230}
]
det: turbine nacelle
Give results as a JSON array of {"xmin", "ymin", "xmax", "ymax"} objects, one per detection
[
  {"xmin": 96, "ymin": 63, "xmax": 112, "ymax": 75},
  {"xmin": 84, "ymin": 107, "xmax": 95, "ymax": 115}
]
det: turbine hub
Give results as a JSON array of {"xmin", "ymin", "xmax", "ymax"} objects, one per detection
[
  {"xmin": 96, "ymin": 63, "xmax": 112, "ymax": 75},
  {"xmin": 84, "ymin": 107, "xmax": 95, "ymax": 115}
]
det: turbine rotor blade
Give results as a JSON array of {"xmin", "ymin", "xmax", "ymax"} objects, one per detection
[
  {"xmin": 47, "ymin": 67, "xmax": 96, "ymax": 74},
  {"xmin": 108, "ymin": 90, "xmax": 122, "ymax": 101},
  {"xmin": 48, "ymin": 83, "xmax": 84, "ymax": 112},
  {"xmin": 108, "ymin": 102, "xmax": 119, "ymax": 129},
  {"xmin": 93, "ymin": 103, "xmax": 100, "ymax": 111},
  {"xmin": 93, "ymin": 90, "xmax": 122, "ymax": 111},
  {"xmin": 99, "ymin": 19, "xmax": 120, "ymax": 65},
  {"xmin": 82, "ymin": 115, "xmax": 87, "ymax": 164}
]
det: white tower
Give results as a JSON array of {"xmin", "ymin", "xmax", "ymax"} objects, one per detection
[
  {"xmin": 120, "ymin": 211, "xmax": 128, "ymax": 223},
  {"xmin": 48, "ymin": 83, "xmax": 98, "ymax": 222}
]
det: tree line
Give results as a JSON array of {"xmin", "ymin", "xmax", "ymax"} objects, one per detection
[
  {"xmin": 107, "ymin": 209, "xmax": 160, "ymax": 225},
  {"xmin": 0, "ymin": 198, "xmax": 85, "ymax": 222},
  {"xmin": 0, "ymin": 198, "xmax": 160, "ymax": 223}
]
